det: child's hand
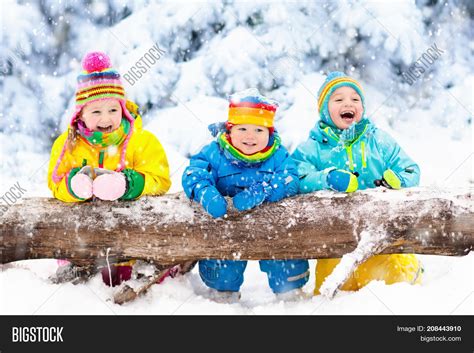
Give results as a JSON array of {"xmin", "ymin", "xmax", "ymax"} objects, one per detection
[
  {"xmin": 374, "ymin": 169, "xmax": 402, "ymax": 189},
  {"xmin": 327, "ymin": 169, "xmax": 358, "ymax": 193},
  {"xmin": 232, "ymin": 182, "xmax": 271, "ymax": 211},
  {"xmin": 197, "ymin": 186, "xmax": 227, "ymax": 218},
  {"xmin": 92, "ymin": 171, "xmax": 126, "ymax": 201},
  {"xmin": 70, "ymin": 172, "xmax": 93, "ymax": 199}
]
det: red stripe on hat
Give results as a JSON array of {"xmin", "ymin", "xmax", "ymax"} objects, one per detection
[
  {"xmin": 76, "ymin": 88, "xmax": 125, "ymax": 100},
  {"xmin": 229, "ymin": 101, "xmax": 277, "ymax": 112},
  {"xmin": 76, "ymin": 85, "xmax": 124, "ymax": 95}
]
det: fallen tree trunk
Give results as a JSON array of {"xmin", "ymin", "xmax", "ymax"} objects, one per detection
[{"xmin": 1, "ymin": 188, "xmax": 472, "ymax": 267}]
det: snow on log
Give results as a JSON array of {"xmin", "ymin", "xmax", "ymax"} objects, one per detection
[{"xmin": 1, "ymin": 188, "xmax": 472, "ymax": 267}]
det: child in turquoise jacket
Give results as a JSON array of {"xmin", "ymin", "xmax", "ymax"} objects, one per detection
[{"xmin": 292, "ymin": 72, "xmax": 423, "ymax": 294}]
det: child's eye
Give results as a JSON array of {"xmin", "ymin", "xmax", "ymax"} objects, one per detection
[
  {"xmin": 92, "ymin": 111, "xmax": 101, "ymax": 114},
  {"xmin": 255, "ymin": 128, "xmax": 264, "ymax": 133},
  {"xmin": 335, "ymin": 99, "xmax": 343, "ymax": 102},
  {"xmin": 110, "ymin": 109, "xmax": 118, "ymax": 112},
  {"xmin": 352, "ymin": 98, "xmax": 359, "ymax": 101},
  {"xmin": 238, "ymin": 127, "xmax": 246, "ymax": 132}
]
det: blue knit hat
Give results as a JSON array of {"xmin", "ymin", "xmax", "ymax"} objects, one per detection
[{"xmin": 317, "ymin": 71, "xmax": 366, "ymax": 127}]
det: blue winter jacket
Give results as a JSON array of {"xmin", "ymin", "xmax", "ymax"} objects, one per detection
[
  {"xmin": 291, "ymin": 119, "xmax": 420, "ymax": 193},
  {"xmin": 182, "ymin": 138, "xmax": 299, "ymax": 205}
]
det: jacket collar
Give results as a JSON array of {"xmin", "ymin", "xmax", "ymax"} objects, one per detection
[{"xmin": 310, "ymin": 118, "xmax": 374, "ymax": 147}]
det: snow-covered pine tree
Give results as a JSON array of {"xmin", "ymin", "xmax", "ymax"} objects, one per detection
[{"xmin": 1, "ymin": 0, "xmax": 471, "ymax": 179}]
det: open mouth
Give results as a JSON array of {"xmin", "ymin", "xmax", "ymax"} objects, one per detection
[
  {"xmin": 242, "ymin": 142, "xmax": 257, "ymax": 147},
  {"xmin": 340, "ymin": 111, "xmax": 355, "ymax": 120},
  {"xmin": 97, "ymin": 125, "xmax": 113, "ymax": 133}
]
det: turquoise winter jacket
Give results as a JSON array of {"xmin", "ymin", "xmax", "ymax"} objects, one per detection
[{"xmin": 291, "ymin": 119, "xmax": 420, "ymax": 193}]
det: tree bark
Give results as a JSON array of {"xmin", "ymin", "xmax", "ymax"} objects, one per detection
[{"xmin": 1, "ymin": 188, "xmax": 472, "ymax": 267}]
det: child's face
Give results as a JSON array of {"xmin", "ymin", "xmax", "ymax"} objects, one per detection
[
  {"xmin": 229, "ymin": 124, "xmax": 270, "ymax": 154},
  {"xmin": 327, "ymin": 86, "xmax": 363, "ymax": 129},
  {"xmin": 80, "ymin": 99, "xmax": 122, "ymax": 132}
]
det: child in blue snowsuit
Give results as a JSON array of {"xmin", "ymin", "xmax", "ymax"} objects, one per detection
[
  {"xmin": 182, "ymin": 89, "xmax": 309, "ymax": 299},
  {"xmin": 292, "ymin": 72, "xmax": 423, "ymax": 295}
]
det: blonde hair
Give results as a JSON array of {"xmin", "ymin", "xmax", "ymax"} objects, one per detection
[
  {"xmin": 66, "ymin": 109, "xmax": 82, "ymax": 152},
  {"xmin": 66, "ymin": 125, "xmax": 79, "ymax": 152}
]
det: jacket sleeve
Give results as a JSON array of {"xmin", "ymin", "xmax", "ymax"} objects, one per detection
[
  {"xmin": 264, "ymin": 147, "xmax": 300, "ymax": 202},
  {"xmin": 182, "ymin": 142, "xmax": 219, "ymax": 200},
  {"xmin": 47, "ymin": 132, "xmax": 85, "ymax": 203},
  {"xmin": 376, "ymin": 130, "xmax": 420, "ymax": 188},
  {"xmin": 291, "ymin": 139, "xmax": 335, "ymax": 193},
  {"xmin": 126, "ymin": 130, "xmax": 171, "ymax": 199}
]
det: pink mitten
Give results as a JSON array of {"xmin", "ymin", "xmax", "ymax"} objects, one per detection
[
  {"xmin": 70, "ymin": 173, "xmax": 93, "ymax": 199},
  {"xmin": 93, "ymin": 172, "xmax": 126, "ymax": 201}
]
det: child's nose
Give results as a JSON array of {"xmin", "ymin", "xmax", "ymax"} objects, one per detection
[{"xmin": 246, "ymin": 132, "xmax": 257, "ymax": 139}]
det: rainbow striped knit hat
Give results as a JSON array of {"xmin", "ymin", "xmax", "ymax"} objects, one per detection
[
  {"xmin": 51, "ymin": 52, "xmax": 135, "ymax": 183},
  {"xmin": 317, "ymin": 71, "xmax": 366, "ymax": 127},
  {"xmin": 228, "ymin": 89, "xmax": 278, "ymax": 128},
  {"xmin": 69, "ymin": 51, "xmax": 134, "ymax": 125}
]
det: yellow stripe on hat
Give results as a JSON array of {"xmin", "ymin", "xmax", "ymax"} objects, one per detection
[
  {"xmin": 76, "ymin": 82, "xmax": 124, "ymax": 93},
  {"xmin": 228, "ymin": 107, "xmax": 275, "ymax": 127},
  {"xmin": 317, "ymin": 77, "xmax": 364, "ymax": 111},
  {"xmin": 76, "ymin": 87, "xmax": 125, "ymax": 100}
]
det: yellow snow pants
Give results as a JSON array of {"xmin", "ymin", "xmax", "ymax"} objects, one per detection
[{"xmin": 314, "ymin": 254, "xmax": 422, "ymax": 295}]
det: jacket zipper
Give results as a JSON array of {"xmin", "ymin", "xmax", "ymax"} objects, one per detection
[
  {"xmin": 345, "ymin": 145, "xmax": 355, "ymax": 171},
  {"xmin": 361, "ymin": 141, "xmax": 367, "ymax": 168},
  {"xmin": 99, "ymin": 150, "xmax": 105, "ymax": 168}
]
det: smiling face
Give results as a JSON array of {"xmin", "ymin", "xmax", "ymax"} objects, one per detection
[
  {"xmin": 327, "ymin": 86, "xmax": 364, "ymax": 130},
  {"xmin": 229, "ymin": 124, "xmax": 270, "ymax": 155},
  {"xmin": 80, "ymin": 99, "xmax": 122, "ymax": 132}
]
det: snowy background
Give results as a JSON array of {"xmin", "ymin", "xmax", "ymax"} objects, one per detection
[{"xmin": 1, "ymin": 0, "xmax": 472, "ymax": 314}]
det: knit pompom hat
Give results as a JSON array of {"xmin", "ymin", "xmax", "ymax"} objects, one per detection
[
  {"xmin": 227, "ymin": 88, "xmax": 279, "ymax": 128},
  {"xmin": 70, "ymin": 51, "xmax": 134, "ymax": 125},
  {"xmin": 51, "ymin": 51, "xmax": 135, "ymax": 183},
  {"xmin": 317, "ymin": 71, "xmax": 366, "ymax": 127}
]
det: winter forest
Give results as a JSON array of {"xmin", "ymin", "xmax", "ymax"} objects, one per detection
[{"xmin": 0, "ymin": 0, "xmax": 473, "ymax": 315}]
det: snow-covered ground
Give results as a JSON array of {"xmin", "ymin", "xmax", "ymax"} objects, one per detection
[{"xmin": 1, "ymin": 254, "xmax": 472, "ymax": 315}]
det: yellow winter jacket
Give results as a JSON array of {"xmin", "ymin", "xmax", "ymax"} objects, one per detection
[{"xmin": 48, "ymin": 101, "xmax": 171, "ymax": 202}]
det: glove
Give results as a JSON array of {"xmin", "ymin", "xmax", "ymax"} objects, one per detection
[
  {"xmin": 233, "ymin": 182, "xmax": 272, "ymax": 211},
  {"xmin": 326, "ymin": 169, "xmax": 358, "ymax": 193},
  {"xmin": 374, "ymin": 169, "xmax": 402, "ymax": 189},
  {"xmin": 93, "ymin": 171, "xmax": 127, "ymax": 201},
  {"xmin": 197, "ymin": 186, "xmax": 227, "ymax": 218},
  {"xmin": 70, "ymin": 171, "xmax": 93, "ymax": 199}
]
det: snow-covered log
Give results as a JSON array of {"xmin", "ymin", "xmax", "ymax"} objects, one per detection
[{"xmin": 1, "ymin": 188, "xmax": 472, "ymax": 267}]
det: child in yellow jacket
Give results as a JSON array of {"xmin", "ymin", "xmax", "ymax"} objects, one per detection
[{"xmin": 48, "ymin": 51, "xmax": 171, "ymax": 286}]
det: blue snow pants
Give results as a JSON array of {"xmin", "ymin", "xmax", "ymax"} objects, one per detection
[{"xmin": 199, "ymin": 259, "xmax": 310, "ymax": 293}]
